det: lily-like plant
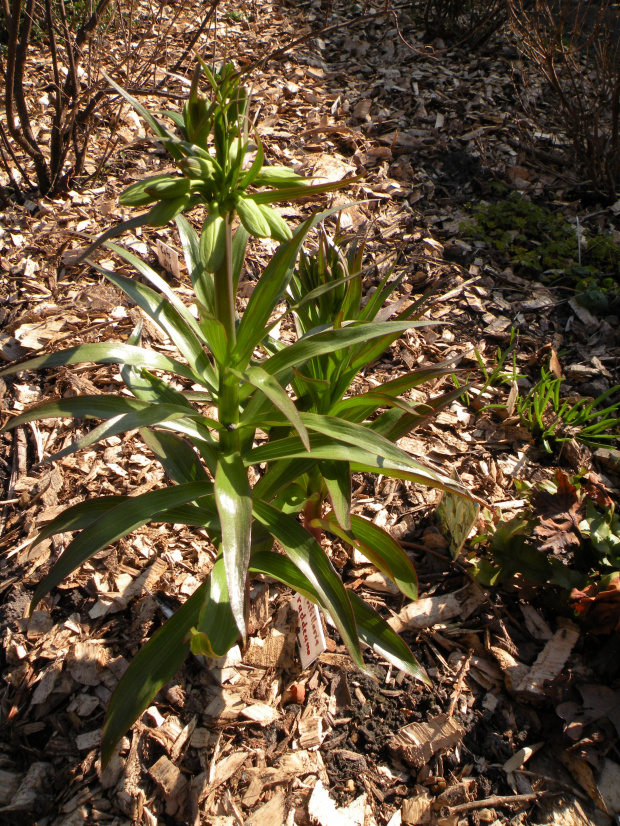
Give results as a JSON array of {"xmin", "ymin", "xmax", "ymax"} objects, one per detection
[{"xmin": 0, "ymin": 60, "xmax": 474, "ymax": 765}]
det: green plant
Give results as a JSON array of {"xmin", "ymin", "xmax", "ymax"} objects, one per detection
[
  {"xmin": 469, "ymin": 512, "xmax": 581, "ymax": 589},
  {"xmin": 469, "ymin": 472, "xmax": 620, "ymax": 623},
  {"xmin": 580, "ymin": 500, "xmax": 620, "ymax": 568},
  {"xmin": 517, "ymin": 368, "xmax": 620, "ymax": 452},
  {"xmin": 462, "ymin": 192, "xmax": 620, "ymax": 298},
  {"xmin": 453, "ymin": 329, "xmax": 521, "ymax": 413},
  {"xmin": 0, "ymin": 60, "xmax": 475, "ymax": 765}
]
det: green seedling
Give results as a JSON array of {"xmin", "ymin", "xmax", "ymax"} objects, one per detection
[
  {"xmin": 453, "ymin": 329, "xmax": 521, "ymax": 413},
  {"xmin": 517, "ymin": 368, "xmax": 620, "ymax": 452}
]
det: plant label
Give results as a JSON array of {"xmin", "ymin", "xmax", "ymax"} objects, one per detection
[
  {"xmin": 291, "ymin": 594, "xmax": 326, "ymax": 669},
  {"xmin": 156, "ymin": 239, "xmax": 180, "ymax": 279}
]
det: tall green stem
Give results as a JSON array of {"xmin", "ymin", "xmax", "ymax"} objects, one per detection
[{"xmin": 215, "ymin": 213, "xmax": 240, "ymax": 452}]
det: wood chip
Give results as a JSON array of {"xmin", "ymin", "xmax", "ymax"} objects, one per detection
[
  {"xmin": 401, "ymin": 785, "xmax": 432, "ymax": 824},
  {"xmin": 503, "ymin": 742, "xmax": 545, "ymax": 773},
  {"xmin": 389, "ymin": 714, "xmax": 464, "ymax": 768},
  {"xmin": 298, "ymin": 714, "xmax": 325, "ymax": 749},
  {"xmin": 190, "ymin": 727, "xmax": 212, "ymax": 750},
  {"xmin": 516, "ymin": 621, "xmax": 579, "ymax": 698},
  {"xmin": 75, "ymin": 729, "xmax": 102, "ymax": 751},
  {"xmin": 241, "ymin": 702, "xmax": 280, "ymax": 725},
  {"xmin": 308, "ymin": 779, "xmax": 367, "ymax": 826},
  {"xmin": 243, "ymin": 628, "xmax": 296, "ymax": 669},
  {"xmin": 148, "ymin": 754, "xmax": 188, "ymax": 798},
  {"xmin": 67, "ymin": 641, "xmax": 102, "ymax": 686},
  {"xmin": 204, "ymin": 751, "xmax": 248, "ymax": 795},
  {"xmin": 490, "ymin": 647, "xmax": 530, "ymax": 694},
  {"xmin": 0, "ymin": 770, "xmax": 23, "ymax": 806},
  {"xmin": 245, "ymin": 792, "xmax": 287, "ymax": 826},
  {"xmin": 0, "ymin": 762, "xmax": 54, "ymax": 814}
]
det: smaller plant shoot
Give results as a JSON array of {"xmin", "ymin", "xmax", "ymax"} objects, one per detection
[{"xmin": 517, "ymin": 368, "xmax": 620, "ymax": 453}]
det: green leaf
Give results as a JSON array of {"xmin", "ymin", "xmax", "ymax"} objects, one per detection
[
  {"xmin": 1, "ymin": 396, "xmax": 158, "ymax": 432},
  {"xmin": 29, "ymin": 497, "xmax": 129, "ymax": 551},
  {"xmin": 232, "ymin": 366, "xmax": 309, "ymax": 451},
  {"xmin": 252, "ymin": 500, "xmax": 365, "ymax": 672},
  {"xmin": 236, "ymin": 195, "xmax": 271, "ymax": 238},
  {"xmin": 0, "ymin": 342, "xmax": 203, "ymax": 384},
  {"xmin": 120, "ymin": 363, "xmax": 202, "ymax": 408},
  {"xmin": 256, "ymin": 204, "xmax": 292, "ymax": 243},
  {"xmin": 234, "ymin": 205, "xmax": 351, "ymax": 370},
  {"xmin": 194, "ymin": 306, "xmax": 229, "ymax": 365},
  {"xmin": 251, "ymin": 166, "xmax": 310, "ymax": 188},
  {"xmin": 103, "ymin": 70, "xmax": 182, "ymax": 157},
  {"xmin": 214, "ymin": 452, "xmax": 252, "ymax": 640},
  {"xmin": 200, "ymin": 212, "xmax": 226, "ymax": 274},
  {"xmin": 101, "ymin": 580, "xmax": 207, "ymax": 766},
  {"xmin": 347, "ymin": 590, "xmax": 429, "ymax": 683},
  {"xmin": 329, "ymin": 363, "xmax": 459, "ymax": 419},
  {"xmin": 195, "ymin": 555, "xmax": 240, "ymax": 656},
  {"xmin": 262, "ymin": 321, "xmax": 436, "ymax": 378},
  {"xmin": 323, "ymin": 512, "xmax": 418, "ymax": 601},
  {"xmin": 119, "ymin": 174, "xmax": 172, "ymax": 207},
  {"xmin": 155, "ymin": 418, "xmax": 219, "ymax": 473},
  {"xmin": 300, "ymin": 412, "xmax": 424, "ymax": 469},
  {"xmin": 2, "ymin": 397, "xmax": 218, "ymax": 466},
  {"xmin": 85, "ymin": 253, "xmax": 217, "ymax": 380},
  {"xmin": 72, "ymin": 214, "xmax": 152, "ymax": 265},
  {"xmin": 246, "ymin": 175, "xmax": 360, "ymax": 205},
  {"xmin": 249, "ymin": 551, "xmax": 319, "ymax": 603},
  {"xmin": 319, "ymin": 460, "xmax": 351, "ymax": 531},
  {"xmin": 232, "ymin": 224, "xmax": 250, "ymax": 294},
  {"xmin": 160, "ymin": 109, "xmax": 188, "ymax": 136},
  {"xmin": 140, "ymin": 429, "xmax": 211, "ymax": 484},
  {"xmin": 101, "ymin": 241, "xmax": 211, "ymax": 351},
  {"xmin": 247, "ymin": 433, "xmax": 475, "ymax": 501},
  {"xmin": 252, "ymin": 457, "xmax": 318, "ymax": 503},
  {"xmin": 43, "ymin": 407, "xmax": 206, "ymax": 465},
  {"xmin": 31, "ymin": 481, "xmax": 214, "ymax": 611},
  {"xmin": 381, "ymin": 385, "xmax": 470, "ymax": 442},
  {"xmin": 144, "ymin": 176, "xmax": 191, "ymax": 198},
  {"xmin": 146, "ymin": 194, "xmax": 191, "ymax": 227},
  {"xmin": 176, "ymin": 214, "xmax": 215, "ymax": 315},
  {"xmin": 238, "ymin": 131, "xmax": 264, "ymax": 189}
]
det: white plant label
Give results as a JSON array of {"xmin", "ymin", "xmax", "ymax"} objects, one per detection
[
  {"xmin": 156, "ymin": 239, "xmax": 180, "ymax": 279},
  {"xmin": 291, "ymin": 593, "xmax": 326, "ymax": 669}
]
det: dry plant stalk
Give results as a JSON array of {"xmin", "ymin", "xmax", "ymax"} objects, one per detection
[
  {"xmin": 508, "ymin": 0, "xmax": 620, "ymax": 200},
  {"xmin": 0, "ymin": 0, "xmax": 219, "ymax": 195}
]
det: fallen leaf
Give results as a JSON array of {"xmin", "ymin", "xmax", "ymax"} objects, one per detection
[
  {"xmin": 570, "ymin": 574, "xmax": 620, "ymax": 634},
  {"xmin": 531, "ymin": 471, "xmax": 583, "ymax": 554}
]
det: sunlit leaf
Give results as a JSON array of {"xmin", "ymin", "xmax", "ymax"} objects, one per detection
[{"xmin": 215, "ymin": 452, "xmax": 252, "ymax": 640}]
